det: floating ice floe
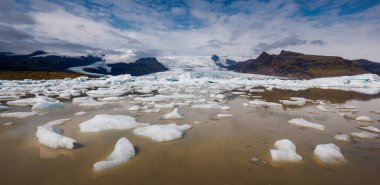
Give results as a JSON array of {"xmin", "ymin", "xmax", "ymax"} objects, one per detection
[
  {"xmin": 133, "ymin": 123, "xmax": 192, "ymax": 142},
  {"xmin": 3, "ymin": 122, "xmax": 13, "ymax": 126},
  {"xmin": 334, "ymin": 134, "xmax": 351, "ymax": 142},
  {"xmin": 43, "ymin": 119, "xmax": 70, "ymax": 127},
  {"xmin": 217, "ymin": 113, "xmax": 234, "ymax": 118},
  {"xmin": 314, "ymin": 105, "xmax": 329, "ymax": 112},
  {"xmin": 336, "ymin": 104, "xmax": 358, "ymax": 109},
  {"xmin": 86, "ymin": 89, "xmax": 127, "ymax": 98},
  {"xmin": 72, "ymin": 97, "xmax": 95, "ymax": 104},
  {"xmin": 341, "ymin": 113, "xmax": 356, "ymax": 119},
  {"xmin": 358, "ymin": 126, "xmax": 380, "ymax": 133},
  {"xmin": 249, "ymin": 99, "xmax": 283, "ymax": 107},
  {"xmin": 270, "ymin": 139, "xmax": 302, "ymax": 162},
  {"xmin": 161, "ymin": 108, "xmax": 183, "ymax": 119},
  {"xmin": 7, "ymin": 96, "xmax": 57, "ymax": 106},
  {"xmin": 93, "ymin": 137, "xmax": 135, "ymax": 172},
  {"xmin": 355, "ymin": 116, "xmax": 373, "ymax": 122},
  {"xmin": 142, "ymin": 108, "xmax": 160, "ymax": 113},
  {"xmin": 32, "ymin": 101, "xmax": 65, "ymax": 112},
  {"xmin": 0, "ymin": 105, "xmax": 10, "ymax": 111},
  {"xmin": 288, "ymin": 118, "xmax": 325, "ymax": 131},
  {"xmin": 279, "ymin": 97, "xmax": 306, "ymax": 106},
  {"xmin": 210, "ymin": 93, "xmax": 226, "ymax": 99},
  {"xmin": 191, "ymin": 103, "xmax": 222, "ymax": 109},
  {"xmin": 313, "ymin": 143, "xmax": 345, "ymax": 164},
  {"xmin": 154, "ymin": 103, "xmax": 176, "ymax": 109},
  {"xmin": 98, "ymin": 97, "xmax": 126, "ymax": 102},
  {"xmin": 350, "ymin": 131, "xmax": 379, "ymax": 139},
  {"xmin": 0, "ymin": 112, "xmax": 37, "ymax": 118},
  {"xmin": 128, "ymin": 105, "xmax": 141, "ymax": 111},
  {"xmin": 79, "ymin": 114, "xmax": 149, "ymax": 133},
  {"xmin": 74, "ymin": 111, "xmax": 88, "ymax": 116},
  {"xmin": 221, "ymin": 106, "xmax": 230, "ymax": 110},
  {"xmin": 36, "ymin": 126, "xmax": 77, "ymax": 149},
  {"xmin": 78, "ymin": 101, "xmax": 107, "ymax": 107},
  {"xmin": 0, "ymin": 95, "xmax": 19, "ymax": 101}
]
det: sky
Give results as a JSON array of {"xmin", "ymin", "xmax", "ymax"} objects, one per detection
[{"xmin": 0, "ymin": 0, "xmax": 380, "ymax": 61}]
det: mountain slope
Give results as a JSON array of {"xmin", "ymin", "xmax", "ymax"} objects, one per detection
[
  {"xmin": 227, "ymin": 50, "xmax": 380, "ymax": 79},
  {"xmin": 0, "ymin": 51, "xmax": 168, "ymax": 77}
]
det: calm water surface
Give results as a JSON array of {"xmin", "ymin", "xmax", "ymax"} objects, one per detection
[{"xmin": 0, "ymin": 89, "xmax": 380, "ymax": 185}]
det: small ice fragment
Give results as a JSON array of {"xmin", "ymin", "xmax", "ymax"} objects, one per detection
[
  {"xmin": 358, "ymin": 126, "xmax": 380, "ymax": 133},
  {"xmin": 3, "ymin": 122, "xmax": 13, "ymax": 126},
  {"xmin": 355, "ymin": 116, "xmax": 373, "ymax": 122},
  {"xmin": 280, "ymin": 97, "xmax": 306, "ymax": 106},
  {"xmin": 128, "ymin": 105, "xmax": 141, "ymax": 111},
  {"xmin": 0, "ymin": 105, "xmax": 10, "ymax": 111},
  {"xmin": 270, "ymin": 139, "xmax": 302, "ymax": 162},
  {"xmin": 288, "ymin": 118, "xmax": 325, "ymax": 131},
  {"xmin": 194, "ymin": 121, "xmax": 201, "ymax": 124},
  {"xmin": 217, "ymin": 113, "xmax": 234, "ymax": 118},
  {"xmin": 191, "ymin": 104, "xmax": 222, "ymax": 109},
  {"xmin": 93, "ymin": 137, "xmax": 135, "ymax": 172},
  {"xmin": 75, "ymin": 111, "xmax": 88, "ymax": 116},
  {"xmin": 133, "ymin": 123, "xmax": 192, "ymax": 142},
  {"xmin": 315, "ymin": 105, "xmax": 329, "ymax": 112},
  {"xmin": 249, "ymin": 99, "xmax": 282, "ymax": 107},
  {"xmin": 334, "ymin": 134, "xmax": 351, "ymax": 142},
  {"xmin": 350, "ymin": 132, "xmax": 378, "ymax": 139},
  {"xmin": 36, "ymin": 126, "xmax": 77, "ymax": 149},
  {"xmin": 314, "ymin": 143, "xmax": 345, "ymax": 164},
  {"xmin": 155, "ymin": 103, "xmax": 175, "ymax": 109},
  {"xmin": 221, "ymin": 106, "xmax": 230, "ymax": 110},
  {"xmin": 44, "ymin": 119, "xmax": 70, "ymax": 126},
  {"xmin": 0, "ymin": 112, "xmax": 37, "ymax": 118},
  {"xmin": 142, "ymin": 108, "xmax": 160, "ymax": 113},
  {"xmin": 79, "ymin": 114, "xmax": 149, "ymax": 133},
  {"xmin": 161, "ymin": 108, "xmax": 183, "ymax": 119}
]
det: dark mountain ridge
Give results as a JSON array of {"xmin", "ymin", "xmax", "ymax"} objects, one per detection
[{"xmin": 225, "ymin": 50, "xmax": 380, "ymax": 79}]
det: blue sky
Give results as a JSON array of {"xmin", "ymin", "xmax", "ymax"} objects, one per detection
[{"xmin": 1, "ymin": 0, "xmax": 380, "ymax": 61}]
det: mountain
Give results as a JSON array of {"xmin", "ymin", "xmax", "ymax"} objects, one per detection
[
  {"xmin": 0, "ymin": 51, "xmax": 168, "ymax": 76},
  {"xmin": 226, "ymin": 50, "xmax": 380, "ymax": 79},
  {"xmin": 211, "ymin": 54, "xmax": 237, "ymax": 68}
]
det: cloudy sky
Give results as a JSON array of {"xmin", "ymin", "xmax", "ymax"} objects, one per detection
[{"xmin": 1, "ymin": 0, "xmax": 380, "ymax": 61}]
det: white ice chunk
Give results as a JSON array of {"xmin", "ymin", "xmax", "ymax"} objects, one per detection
[
  {"xmin": 280, "ymin": 97, "xmax": 306, "ymax": 106},
  {"xmin": 313, "ymin": 143, "xmax": 345, "ymax": 164},
  {"xmin": 355, "ymin": 116, "xmax": 373, "ymax": 122},
  {"xmin": 0, "ymin": 105, "xmax": 10, "ymax": 111},
  {"xmin": 350, "ymin": 131, "xmax": 378, "ymax": 139},
  {"xmin": 358, "ymin": 126, "xmax": 380, "ymax": 133},
  {"xmin": 315, "ymin": 105, "xmax": 329, "ymax": 112},
  {"xmin": 217, "ymin": 113, "xmax": 234, "ymax": 118},
  {"xmin": 142, "ymin": 108, "xmax": 160, "ymax": 113},
  {"xmin": 93, "ymin": 137, "xmax": 135, "ymax": 172},
  {"xmin": 288, "ymin": 118, "xmax": 325, "ymax": 131},
  {"xmin": 191, "ymin": 103, "xmax": 222, "ymax": 109},
  {"xmin": 128, "ymin": 105, "xmax": 141, "ymax": 111},
  {"xmin": 0, "ymin": 112, "xmax": 37, "ymax": 118},
  {"xmin": 7, "ymin": 96, "xmax": 57, "ymax": 106},
  {"xmin": 86, "ymin": 89, "xmax": 126, "ymax": 98},
  {"xmin": 74, "ymin": 111, "xmax": 88, "ymax": 116},
  {"xmin": 270, "ymin": 139, "xmax": 302, "ymax": 162},
  {"xmin": 334, "ymin": 134, "xmax": 351, "ymax": 142},
  {"xmin": 133, "ymin": 123, "xmax": 192, "ymax": 142},
  {"xmin": 249, "ymin": 99, "xmax": 283, "ymax": 107},
  {"xmin": 32, "ymin": 101, "xmax": 65, "ymax": 112},
  {"xmin": 161, "ymin": 108, "xmax": 183, "ymax": 119},
  {"xmin": 221, "ymin": 106, "xmax": 230, "ymax": 110},
  {"xmin": 36, "ymin": 126, "xmax": 77, "ymax": 149},
  {"xmin": 99, "ymin": 97, "xmax": 126, "ymax": 102},
  {"xmin": 44, "ymin": 118, "xmax": 70, "ymax": 126},
  {"xmin": 78, "ymin": 101, "xmax": 107, "ymax": 107},
  {"xmin": 79, "ymin": 114, "xmax": 149, "ymax": 133},
  {"xmin": 155, "ymin": 103, "xmax": 176, "ymax": 109}
]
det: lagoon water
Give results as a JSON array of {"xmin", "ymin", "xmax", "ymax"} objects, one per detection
[{"xmin": 1, "ymin": 88, "xmax": 380, "ymax": 185}]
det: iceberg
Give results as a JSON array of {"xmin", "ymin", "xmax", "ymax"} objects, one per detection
[
  {"xmin": 36, "ymin": 126, "xmax": 77, "ymax": 149},
  {"xmin": 32, "ymin": 101, "xmax": 65, "ymax": 112},
  {"xmin": 161, "ymin": 108, "xmax": 183, "ymax": 119},
  {"xmin": 93, "ymin": 137, "xmax": 135, "ymax": 172},
  {"xmin": 79, "ymin": 114, "xmax": 149, "ymax": 133},
  {"xmin": 270, "ymin": 139, "xmax": 302, "ymax": 162},
  {"xmin": 133, "ymin": 123, "xmax": 192, "ymax": 142},
  {"xmin": 358, "ymin": 126, "xmax": 380, "ymax": 133},
  {"xmin": 355, "ymin": 116, "xmax": 373, "ymax": 122},
  {"xmin": 288, "ymin": 118, "xmax": 325, "ymax": 131},
  {"xmin": 313, "ymin": 143, "xmax": 345, "ymax": 164},
  {"xmin": 350, "ymin": 131, "xmax": 378, "ymax": 139}
]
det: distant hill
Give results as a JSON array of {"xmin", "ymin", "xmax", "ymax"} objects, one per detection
[
  {"xmin": 0, "ymin": 51, "xmax": 168, "ymax": 77},
  {"xmin": 224, "ymin": 50, "xmax": 380, "ymax": 79}
]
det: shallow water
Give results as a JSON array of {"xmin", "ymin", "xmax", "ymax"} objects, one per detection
[{"xmin": 1, "ymin": 89, "xmax": 380, "ymax": 185}]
